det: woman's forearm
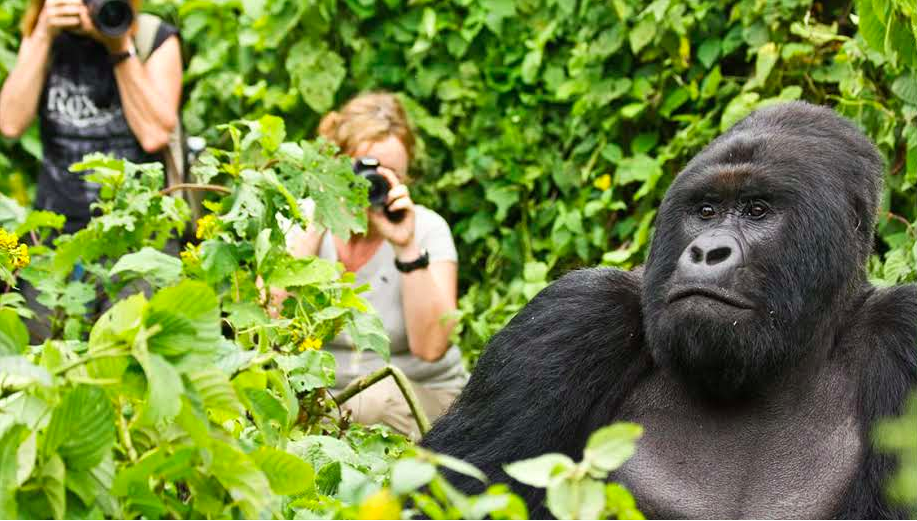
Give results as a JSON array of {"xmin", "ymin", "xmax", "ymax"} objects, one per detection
[
  {"xmin": 398, "ymin": 243, "xmax": 458, "ymax": 362},
  {"xmin": 0, "ymin": 33, "xmax": 52, "ymax": 138},
  {"xmin": 111, "ymin": 39, "xmax": 180, "ymax": 153}
]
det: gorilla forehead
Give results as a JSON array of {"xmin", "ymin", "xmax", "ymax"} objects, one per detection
[{"xmin": 673, "ymin": 102, "xmax": 882, "ymax": 211}]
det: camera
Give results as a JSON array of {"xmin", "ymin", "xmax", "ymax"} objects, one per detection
[
  {"xmin": 84, "ymin": 0, "xmax": 134, "ymax": 38},
  {"xmin": 353, "ymin": 157, "xmax": 405, "ymax": 222}
]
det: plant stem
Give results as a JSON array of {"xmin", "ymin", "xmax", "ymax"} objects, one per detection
[
  {"xmin": 53, "ymin": 350, "xmax": 127, "ymax": 375},
  {"xmin": 118, "ymin": 399, "xmax": 138, "ymax": 463},
  {"xmin": 159, "ymin": 183, "xmax": 231, "ymax": 196},
  {"xmin": 334, "ymin": 365, "xmax": 431, "ymax": 435}
]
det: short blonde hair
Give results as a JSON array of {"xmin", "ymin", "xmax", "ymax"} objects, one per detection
[
  {"xmin": 317, "ymin": 92, "xmax": 415, "ymax": 161},
  {"xmin": 22, "ymin": 0, "xmax": 143, "ymax": 36}
]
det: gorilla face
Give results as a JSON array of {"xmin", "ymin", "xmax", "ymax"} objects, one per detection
[{"xmin": 642, "ymin": 102, "xmax": 883, "ymax": 400}]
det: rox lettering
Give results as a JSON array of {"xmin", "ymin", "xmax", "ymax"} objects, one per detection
[{"xmin": 45, "ymin": 76, "xmax": 119, "ymax": 128}]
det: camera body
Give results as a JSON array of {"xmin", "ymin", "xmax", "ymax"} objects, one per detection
[
  {"xmin": 353, "ymin": 157, "xmax": 390, "ymax": 209},
  {"xmin": 353, "ymin": 157, "xmax": 405, "ymax": 223},
  {"xmin": 83, "ymin": 0, "xmax": 134, "ymax": 38}
]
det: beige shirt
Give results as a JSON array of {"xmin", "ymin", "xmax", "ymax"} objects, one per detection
[{"xmin": 287, "ymin": 203, "xmax": 468, "ymax": 390}]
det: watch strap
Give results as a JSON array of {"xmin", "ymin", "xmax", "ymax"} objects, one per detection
[
  {"xmin": 109, "ymin": 46, "xmax": 137, "ymax": 66},
  {"xmin": 394, "ymin": 249, "xmax": 430, "ymax": 273}
]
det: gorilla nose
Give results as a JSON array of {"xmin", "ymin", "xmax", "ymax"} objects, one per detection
[{"xmin": 677, "ymin": 234, "xmax": 743, "ymax": 281}]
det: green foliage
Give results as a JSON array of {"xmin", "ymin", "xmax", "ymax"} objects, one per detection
[
  {"xmin": 874, "ymin": 393, "xmax": 917, "ymax": 515},
  {"xmin": 505, "ymin": 423, "xmax": 644, "ymax": 520}
]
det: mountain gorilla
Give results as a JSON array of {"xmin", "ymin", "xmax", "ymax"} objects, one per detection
[{"xmin": 422, "ymin": 102, "xmax": 917, "ymax": 518}]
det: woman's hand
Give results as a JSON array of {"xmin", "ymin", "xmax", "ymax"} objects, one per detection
[
  {"xmin": 368, "ymin": 166, "xmax": 418, "ymax": 258},
  {"xmin": 36, "ymin": 0, "xmax": 84, "ymax": 38}
]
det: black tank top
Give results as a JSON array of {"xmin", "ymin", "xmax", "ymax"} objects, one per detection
[{"xmin": 36, "ymin": 23, "xmax": 178, "ymax": 233}]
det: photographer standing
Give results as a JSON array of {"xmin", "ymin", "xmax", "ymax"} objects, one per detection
[
  {"xmin": 282, "ymin": 92, "xmax": 467, "ymax": 440},
  {"xmin": 0, "ymin": 0, "xmax": 182, "ymax": 233}
]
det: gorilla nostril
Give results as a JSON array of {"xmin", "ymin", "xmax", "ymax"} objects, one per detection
[
  {"xmin": 706, "ymin": 246, "xmax": 732, "ymax": 265},
  {"xmin": 690, "ymin": 246, "xmax": 704, "ymax": 264}
]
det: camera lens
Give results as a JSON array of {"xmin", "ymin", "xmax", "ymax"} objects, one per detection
[
  {"xmin": 86, "ymin": 0, "xmax": 134, "ymax": 37},
  {"xmin": 365, "ymin": 173, "xmax": 391, "ymax": 207}
]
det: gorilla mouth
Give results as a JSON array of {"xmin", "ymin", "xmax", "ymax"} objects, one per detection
[{"xmin": 666, "ymin": 285, "xmax": 754, "ymax": 309}]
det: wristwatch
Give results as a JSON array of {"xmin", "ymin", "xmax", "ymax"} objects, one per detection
[
  {"xmin": 395, "ymin": 249, "xmax": 430, "ymax": 273},
  {"xmin": 109, "ymin": 45, "xmax": 137, "ymax": 66}
]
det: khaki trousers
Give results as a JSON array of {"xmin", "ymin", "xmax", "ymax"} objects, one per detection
[{"xmin": 340, "ymin": 377, "xmax": 460, "ymax": 441}]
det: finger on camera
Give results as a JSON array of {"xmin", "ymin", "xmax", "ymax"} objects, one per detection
[
  {"xmin": 387, "ymin": 184, "xmax": 409, "ymax": 200},
  {"xmin": 376, "ymin": 166, "xmax": 402, "ymax": 187},
  {"xmin": 49, "ymin": 15, "xmax": 81, "ymax": 27},
  {"xmin": 48, "ymin": 3, "xmax": 82, "ymax": 16},
  {"xmin": 387, "ymin": 198, "xmax": 412, "ymax": 213}
]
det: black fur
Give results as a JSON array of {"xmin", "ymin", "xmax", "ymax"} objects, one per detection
[{"xmin": 422, "ymin": 102, "xmax": 917, "ymax": 518}]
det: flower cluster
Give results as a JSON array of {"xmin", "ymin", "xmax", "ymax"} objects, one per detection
[
  {"xmin": 195, "ymin": 214, "xmax": 221, "ymax": 240},
  {"xmin": 0, "ymin": 229, "xmax": 29, "ymax": 270},
  {"xmin": 180, "ymin": 243, "xmax": 202, "ymax": 266},
  {"xmin": 298, "ymin": 337, "xmax": 323, "ymax": 352}
]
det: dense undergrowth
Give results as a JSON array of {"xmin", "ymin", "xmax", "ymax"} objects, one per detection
[{"xmin": 0, "ymin": 0, "xmax": 915, "ymax": 518}]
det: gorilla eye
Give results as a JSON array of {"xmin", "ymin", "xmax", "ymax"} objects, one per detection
[
  {"xmin": 698, "ymin": 204, "xmax": 717, "ymax": 219},
  {"xmin": 746, "ymin": 201, "xmax": 769, "ymax": 219}
]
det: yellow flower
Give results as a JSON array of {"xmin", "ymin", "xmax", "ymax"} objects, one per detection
[
  {"xmin": 11, "ymin": 244, "xmax": 29, "ymax": 269},
  {"xmin": 0, "ymin": 229, "xmax": 18, "ymax": 251},
  {"xmin": 195, "ymin": 214, "xmax": 220, "ymax": 240},
  {"xmin": 298, "ymin": 337, "xmax": 323, "ymax": 352},
  {"xmin": 357, "ymin": 489, "xmax": 401, "ymax": 520},
  {"xmin": 0, "ymin": 229, "xmax": 29, "ymax": 270},
  {"xmin": 180, "ymin": 243, "xmax": 201, "ymax": 266},
  {"xmin": 593, "ymin": 174, "xmax": 612, "ymax": 191}
]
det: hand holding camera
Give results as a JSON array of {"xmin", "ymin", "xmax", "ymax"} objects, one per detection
[
  {"xmin": 353, "ymin": 157, "xmax": 417, "ymax": 253},
  {"xmin": 37, "ymin": 0, "xmax": 133, "ymax": 48}
]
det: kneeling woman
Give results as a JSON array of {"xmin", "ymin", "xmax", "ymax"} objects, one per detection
[{"xmin": 285, "ymin": 92, "xmax": 467, "ymax": 440}]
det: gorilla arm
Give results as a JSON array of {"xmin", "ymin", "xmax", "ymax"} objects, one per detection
[
  {"xmin": 421, "ymin": 268, "xmax": 650, "ymax": 511},
  {"xmin": 839, "ymin": 283, "xmax": 917, "ymax": 518}
]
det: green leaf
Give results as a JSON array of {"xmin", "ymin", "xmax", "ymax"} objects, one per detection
[
  {"xmin": 503, "ymin": 453, "xmax": 574, "ymax": 488},
  {"xmin": 391, "ymin": 458, "xmax": 436, "ymax": 494},
  {"xmin": 144, "ymin": 281, "xmax": 221, "ymax": 359},
  {"xmin": 584, "ymin": 423, "xmax": 643, "ymax": 472},
  {"xmin": 136, "ymin": 353, "xmax": 183, "ymax": 426},
  {"xmin": 187, "ymin": 367, "xmax": 244, "ymax": 417},
  {"xmin": 344, "ymin": 312, "xmax": 390, "ymax": 360},
  {"xmin": 856, "ymin": 0, "xmax": 886, "ymax": 53},
  {"xmin": 268, "ymin": 257, "xmax": 339, "ymax": 288},
  {"xmin": 44, "ymin": 385, "xmax": 116, "ymax": 470},
  {"xmin": 286, "ymin": 39, "xmax": 346, "ymax": 113},
  {"xmin": 37, "ymin": 454, "xmax": 66, "ymax": 520},
  {"xmin": 615, "ymin": 155, "xmax": 661, "ymax": 186},
  {"xmin": 546, "ymin": 477, "xmax": 606, "ymax": 520},
  {"xmin": 0, "ymin": 425, "xmax": 25, "ymax": 518},
  {"xmin": 720, "ymin": 92, "xmax": 760, "ymax": 132},
  {"xmin": 257, "ymin": 115, "xmax": 286, "ymax": 153},
  {"xmin": 275, "ymin": 350, "xmax": 336, "ymax": 392},
  {"xmin": 433, "ymin": 452, "xmax": 488, "ymax": 483},
  {"xmin": 242, "ymin": 388, "xmax": 289, "ymax": 445},
  {"xmin": 109, "ymin": 247, "xmax": 182, "ymax": 287},
  {"xmin": 697, "ymin": 38, "xmax": 721, "ymax": 69},
  {"xmin": 0, "ymin": 356, "xmax": 53, "ymax": 388},
  {"xmin": 199, "ymin": 240, "xmax": 241, "ymax": 285},
  {"xmin": 744, "ymin": 42, "xmax": 779, "ymax": 91},
  {"xmin": 250, "ymin": 447, "xmax": 315, "ymax": 496},
  {"xmin": 892, "ymin": 73, "xmax": 917, "ymax": 106},
  {"xmin": 629, "ymin": 17, "xmax": 656, "ymax": 54},
  {"xmin": 210, "ymin": 441, "xmax": 272, "ymax": 518},
  {"xmin": 0, "ymin": 309, "xmax": 28, "ymax": 356}
]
